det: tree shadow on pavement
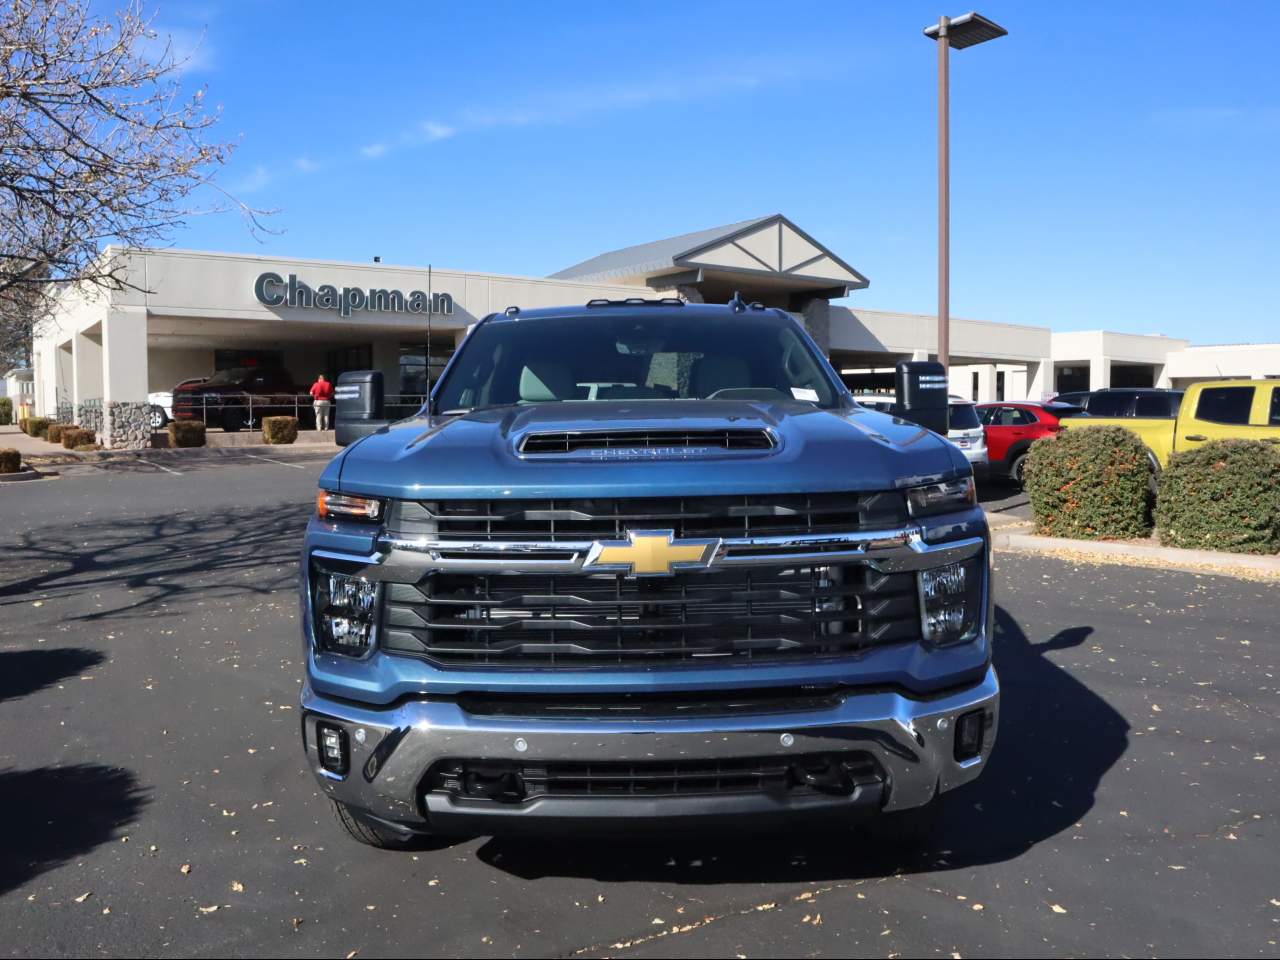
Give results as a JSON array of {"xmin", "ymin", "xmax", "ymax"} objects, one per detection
[
  {"xmin": 0, "ymin": 764, "xmax": 149, "ymax": 896},
  {"xmin": 0, "ymin": 649, "xmax": 106, "ymax": 702},
  {"xmin": 0, "ymin": 503, "xmax": 312, "ymax": 622},
  {"xmin": 474, "ymin": 607, "xmax": 1130, "ymax": 883}
]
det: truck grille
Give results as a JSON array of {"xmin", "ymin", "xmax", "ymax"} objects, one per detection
[
  {"xmin": 426, "ymin": 752, "xmax": 883, "ymax": 800},
  {"xmin": 381, "ymin": 563, "xmax": 919, "ymax": 666},
  {"xmin": 386, "ymin": 491, "xmax": 908, "ymax": 542}
]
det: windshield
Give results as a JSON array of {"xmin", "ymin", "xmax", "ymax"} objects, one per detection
[
  {"xmin": 435, "ymin": 311, "xmax": 839, "ymax": 410},
  {"xmin": 203, "ymin": 367, "xmax": 251, "ymax": 386}
]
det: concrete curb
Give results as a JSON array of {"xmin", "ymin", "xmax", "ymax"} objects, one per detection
[
  {"xmin": 992, "ymin": 529, "xmax": 1280, "ymax": 580},
  {"xmin": 21, "ymin": 443, "xmax": 336, "ymax": 465}
]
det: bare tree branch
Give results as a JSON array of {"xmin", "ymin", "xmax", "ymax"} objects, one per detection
[{"xmin": 0, "ymin": 0, "xmax": 273, "ymax": 368}]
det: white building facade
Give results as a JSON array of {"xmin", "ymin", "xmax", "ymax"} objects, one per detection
[{"xmin": 30, "ymin": 214, "xmax": 1280, "ymax": 447}]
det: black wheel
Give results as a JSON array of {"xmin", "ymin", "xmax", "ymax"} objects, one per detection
[
  {"xmin": 148, "ymin": 405, "xmax": 168, "ymax": 430},
  {"xmin": 1011, "ymin": 453, "xmax": 1028, "ymax": 487},
  {"xmin": 330, "ymin": 799, "xmax": 429, "ymax": 850}
]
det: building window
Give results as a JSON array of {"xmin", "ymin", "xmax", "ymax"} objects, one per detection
[
  {"xmin": 399, "ymin": 344, "xmax": 453, "ymax": 397},
  {"xmin": 971, "ymin": 371, "xmax": 979, "ymax": 401},
  {"xmin": 996, "ymin": 371, "xmax": 1005, "ymax": 401}
]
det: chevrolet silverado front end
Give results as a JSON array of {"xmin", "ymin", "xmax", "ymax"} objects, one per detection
[{"xmin": 299, "ymin": 300, "xmax": 998, "ymax": 845}]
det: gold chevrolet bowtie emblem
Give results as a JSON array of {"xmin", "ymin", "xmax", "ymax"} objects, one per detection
[{"xmin": 586, "ymin": 529, "xmax": 719, "ymax": 577}]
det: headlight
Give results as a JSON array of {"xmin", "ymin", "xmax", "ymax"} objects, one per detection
[
  {"xmin": 917, "ymin": 556, "xmax": 983, "ymax": 646},
  {"xmin": 312, "ymin": 569, "xmax": 381, "ymax": 656},
  {"xmin": 317, "ymin": 490, "xmax": 382, "ymax": 520},
  {"xmin": 906, "ymin": 477, "xmax": 975, "ymax": 518}
]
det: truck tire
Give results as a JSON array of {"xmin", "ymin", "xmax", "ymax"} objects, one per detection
[
  {"xmin": 1010, "ymin": 452, "xmax": 1028, "ymax": 487},
  {"xmin": 330, "ymin": 799, "xmax": 426, "ymax": 850},
  {"xmin": 148, "ymin": 405, "xmax": 168, "ymax": 430}
]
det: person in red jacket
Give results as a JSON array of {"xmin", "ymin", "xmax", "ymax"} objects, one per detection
[{"xmin": 310, "ymin": 374, "xmax": 335, "ymax": 430}]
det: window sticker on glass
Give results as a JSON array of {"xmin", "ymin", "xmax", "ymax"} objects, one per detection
[{"xmin": 791, "ymin": 387, "xmax": 820, "ymax": 402}]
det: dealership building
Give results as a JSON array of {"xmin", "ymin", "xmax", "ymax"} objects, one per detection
[{"xmin": 31, "ymin": 213, "xmax": 1280, "ymax": 448}]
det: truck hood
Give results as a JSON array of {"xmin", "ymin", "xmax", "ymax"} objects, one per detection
[{"xmin": 331, "ymin": 400, "xmax": 968, "ymax": 500}]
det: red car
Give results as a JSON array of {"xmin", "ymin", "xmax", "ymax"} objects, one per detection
[{"xmin": 977, "ymin": 401, "xmax": 1082, "ymax": 484}]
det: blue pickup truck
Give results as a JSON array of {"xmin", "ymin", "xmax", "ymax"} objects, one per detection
[{"xmin": 300, "ymin": 298, "xmax": 998, "ymax": 846}]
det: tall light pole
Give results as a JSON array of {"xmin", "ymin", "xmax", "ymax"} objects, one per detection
[{"xmin": 923, "ymin": 11, "xmax": 1007, "ymax": 370}]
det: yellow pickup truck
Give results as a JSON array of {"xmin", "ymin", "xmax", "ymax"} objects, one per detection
[{"xmin": 1061, "ymin": 379, "xmax": 1280, "ymax": 469}]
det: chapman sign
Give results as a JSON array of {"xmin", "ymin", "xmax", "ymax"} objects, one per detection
[{"xmin": 254, "ymin": 272, "xmax": 454, "ymax": 319}]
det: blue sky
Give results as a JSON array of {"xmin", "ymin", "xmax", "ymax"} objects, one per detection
[{"xmin": 154, "ymin": 1, "xmax": 1278, "ymax": 343}]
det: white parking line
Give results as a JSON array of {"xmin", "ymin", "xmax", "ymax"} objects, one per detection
[
  {"xmin": 150, "ymin": 461, "xmax": 183, "ymax": 476},
  {"xmin": 244, "ymin": 454, "xmax": 307, "ymax": 470}
]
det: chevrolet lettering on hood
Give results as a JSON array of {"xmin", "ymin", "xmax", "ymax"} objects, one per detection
[{"xmin": 301, "ymin": 297, "xmax": 997, "ymax": 848}]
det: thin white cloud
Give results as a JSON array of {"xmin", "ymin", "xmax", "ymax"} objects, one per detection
[
  {"xmin": 1148, "ymin": 104, "xmax": 1280, "ymax": 135},
  {"xmin": 457, "ymin": 71, "xmax": 766, "ymax": 133},
  {"xmin": 294, "ymin": 156, "xmax": 320, "ymax": 174},
  {"xmin": 140, "ymin": 24, "xmax": 215, "ymax": 75},
  {"xmin": 338, "ymin": 66, "xmax": 800, "ymax": 169},
  {"xmin": 230, "ymin": 164, "xmax": 271, "ymax": 195},
  {"xmin": 420, "ymin": 121, "xmax": 456, "ymax": 142}
]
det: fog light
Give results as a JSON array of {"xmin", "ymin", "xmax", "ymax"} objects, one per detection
[
  {"xmin": 316, "ymin": 722, "xmax": 349, "ymax": 775},
  {"xmin": 312, "ymin": 569, "xmax": 380, "ymax": 656},
  {"xmin": 918, "ymin": 558, "xmax": 982, "ymax": 646},
  {"xmin": 954, "ymin": 709, "xmax": 985, "ymax": 762}
]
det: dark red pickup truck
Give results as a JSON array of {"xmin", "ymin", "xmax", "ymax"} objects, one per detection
[{"xmin": 172, "ymin": 365, "xmax": 312, "ymax": 431}]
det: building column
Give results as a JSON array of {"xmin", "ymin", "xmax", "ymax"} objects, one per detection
[
  {"xmin": 371, "ymin": 340, "xmax": 401, "ymax": 398},
  {"xmin": 1027, "ymin": 358, "xmax": 1052, "ymax": 401},
  {"xmin": 72, "ymin": 330, "xmax": 103, "ymax": 425},
  {"xmin": 102, "ymin": 306, "xmax": 150, "ymax": 449},
  {"xmin": 911, "ymin": 349, "xmax": 931, "ymax": 362},
  {"xmin": 1154, "ymin": 363, "xmax": 1171, "ymax": 388},
  {"xmin": 1089, "ymin": 355, "xmax": 1111, "ymax": 391},
  {"xmin": 799, "ymin": 297, "xmax": 831, "ymax": 354},
  {"xmin": 54, "ymin": 343, "xmax": 74, "ymax": 419},
  {"xmin": 974, "ymin": 364, "xmax": 997, "ymax": 403}
]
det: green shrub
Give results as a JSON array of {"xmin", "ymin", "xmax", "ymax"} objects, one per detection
[
  {"xmin": 28, "ymin": 417, "xmax": 50, "ymax": 439},
  {"xmin": 1156, "ymin": 440, "xmax": 1280, "ymax": 554},
  {"xmin": 62, "ymin": 428, "xmax": 94, "ymax": 449},
  {"xmin": 46, "ymin": 423, "xmax": 66, "ymax": 444},
  {"xmin": 168, "ymin": 420, "xmax": 206, "ymax": 448},
  {"xmin": 0, "ymin": 397, "xmax": 12, "ymax": 426},
  {"xmin": 0, "ymin": 448, "xmax": 19, "ymax": 473},
  {"xmin": 1025, "ymin": 426, "xmax": 1153, "ymax": 540},
  {"xmin": 262, "ymin": 415, "xmax": 298, "ymax": 445}
]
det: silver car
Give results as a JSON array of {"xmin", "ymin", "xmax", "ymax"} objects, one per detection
[{"xmin": 947, "ymin": 397, "xmax": 988, "ymax": 478}]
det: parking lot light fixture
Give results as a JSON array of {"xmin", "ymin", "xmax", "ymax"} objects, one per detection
[{"xmin": 923, "ymin": 11, "xmax": 1008, "ymax": 371}]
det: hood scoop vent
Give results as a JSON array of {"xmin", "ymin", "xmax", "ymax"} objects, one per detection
[{"xmin": 519, "ymin": 428, "xmax": 775, "ymax": 456}]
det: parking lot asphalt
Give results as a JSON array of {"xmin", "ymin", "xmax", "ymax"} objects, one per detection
[{"xmin": 0, "ymin": 458, "xmax": 1276, "ymax": 958}]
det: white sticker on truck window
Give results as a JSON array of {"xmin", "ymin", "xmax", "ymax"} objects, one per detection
[{"xmin": 791, "ymin": 388, "xmax": 820, "ymax": 402}]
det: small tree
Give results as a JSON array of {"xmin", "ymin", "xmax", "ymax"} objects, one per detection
[{"xmin": 0, "ymin": 0, "xmax": 270, "ymax": 367}]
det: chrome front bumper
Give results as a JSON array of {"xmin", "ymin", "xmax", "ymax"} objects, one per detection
[{"xmin": 301, "ymin": 665, "xmax": 998, "ymax": 836}]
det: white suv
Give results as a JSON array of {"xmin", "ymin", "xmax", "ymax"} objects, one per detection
[
  {"xmin": 853, "ymin": 393, "xmax": 988, "ymax": 479},
  {"xmin": 946, "ymin": 396, "xmax": 989, "ymax": 479}
]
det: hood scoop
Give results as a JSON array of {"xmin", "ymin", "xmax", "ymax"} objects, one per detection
[{"xmin": 518, "ymin": 428, "xmax": 775, "ymax": 457}]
